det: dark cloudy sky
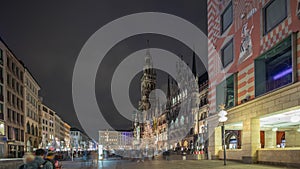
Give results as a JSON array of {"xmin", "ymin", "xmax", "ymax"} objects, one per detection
[{"xmin": 0, "ymin": 0, "xmax": 207, "ymax": 134}]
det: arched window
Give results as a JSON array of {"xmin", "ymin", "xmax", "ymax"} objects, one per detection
[
  {"xmin": 35, "ymin": 126, "xmax": 38, "ymax": 136},
  {"xmin": 203, "ymin": 112, "xmax": 207, "ymax": 119},
  {"xmin": 27, "ymin": 122, "xmax": 30, "ymax": 134},
  {"xmin": 31, "ymin": 124, "xmax": 34, "ymax": 135},
  {"xmin": 225, "ymin": 131, "xmax": 241, "ymax": 149}
]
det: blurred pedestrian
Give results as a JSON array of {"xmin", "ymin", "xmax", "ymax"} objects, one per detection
[
  {"xmin": 46, "ymin": 151, "xmax": 62, "ymax": 169},
  {"xmin": 91, "ymin": 151, "xmax": 98, "ymax": 166},
  {"xmin": 33, "ymin": 149, "xmax": 53, "ymax": 169},
  {"xmin": 19, "ymin": 152, "xmax": 37, "ymax": 169}
]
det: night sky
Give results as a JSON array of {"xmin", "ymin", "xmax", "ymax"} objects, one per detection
[{"xmin": 0, "ymin": 0, "xmax": 207, "ymax": 136}]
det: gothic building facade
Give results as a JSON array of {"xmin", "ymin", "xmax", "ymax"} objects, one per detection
[
  {"xmin": 133, "ymin": 47, "xmax": 209, "ymax": 155},
  {"xmin": 136, "ymin": 47, "xmax": 157, "ymax": 150}
]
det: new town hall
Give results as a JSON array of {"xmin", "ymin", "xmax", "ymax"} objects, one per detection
[{"xmin": 132, "ymin": 46, "xmax": 209, "ymax": 156}]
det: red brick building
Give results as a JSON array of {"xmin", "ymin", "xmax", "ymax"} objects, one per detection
[{"xmin": 207, "ymin": 0, "xmax": 300, "ymax": 165}]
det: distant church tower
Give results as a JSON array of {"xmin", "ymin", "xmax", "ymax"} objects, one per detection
[{"xmin": 139, "ymin": 41, "xmax": 156, "ymax": 115}]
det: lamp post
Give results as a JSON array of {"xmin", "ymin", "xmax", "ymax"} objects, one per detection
[{"xmin": 218, "ymin": 104, "xmax": 228, "ymax": 166}]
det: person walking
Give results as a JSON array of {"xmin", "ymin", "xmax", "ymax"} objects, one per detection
[
  {"xmin": 91, "ymin": 151, "xmax": 98, "ymax": 166},
  {"xmin": 19, "ymin": 152, "xmax": 37, "ymax": 169},
  {"xmin": 33, "ymin": 149, "xmax": 53, "ymax": 169},
  {"xmin": 45, "ymin": 151, "xmax": 62, "ymax": 169}
]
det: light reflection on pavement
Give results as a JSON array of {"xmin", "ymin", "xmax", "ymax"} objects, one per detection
[{"xmin": 62, "ymin": 160, "xmax": 292, "ymax": 169}]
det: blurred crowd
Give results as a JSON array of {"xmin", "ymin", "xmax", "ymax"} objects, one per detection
[{"xmin": 19, "ymin": 149, "xmax": 62, "ymax": 169}]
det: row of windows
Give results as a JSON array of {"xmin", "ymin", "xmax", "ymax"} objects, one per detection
[
  {"xmin": 42, "ymin": 106, "xmax": 48, "ymax": 112},
  {"xmin": 41, "ymin": 106, "xmax": 55, "ymax": 116},
  {"xmin": 46, "ymin": 134, "xmax": 54, "ymax": 140},
  {"xmin": 42, "ymin": 119, "xmax": 48, "ymax": 125},
  {"xmin": 220, "ymin": 0, "xmax": 288, "ymax": 68},
  {"xmin": 70, "ymin": 131, "xmax": 80, "ymax": 136},
  {"xmin": 25, "ymin": 78, "xmax": 38, "ymax": 96},
  {"xmin": 6, "ymin": 55, "xmax": 24, "ymax": 82},
  {"xmin": 42, "ymin": 125, "xmax": 54, "ymax": 132},
  {"xmin": 7, "ymin": 125, "xmax": 24, "ymax": 141},
  {"xmin": 42, "ymin": 119, "xmax": 54, "ymax": 128},
  {"xmin": 26, "ymin": 93, "xmax": 38, "ymax": 108},
  {"xmin": 26, "ymin": 122, "xmax": 38, "ymax": 136},
  {"xmin": 27, "ymin": 108, "xmax": 38, "ymax": 121},
  {"xmin": 7, "ymin": 91, "xmax": 24, "ymax": 111},
  {"xmin": 7, "ymin": 108, "xmax": 24, "ymax": 126},
  {"xmin": 217, "ymin": 35, "xmax": 293, "ymax": 110},
  {"xmin": 221, "ymin": 0, "xmax": 287, "ymax": 35},
  {"xmin": 7, "ymin": 73, "xmax": 24, "ymax": 97},
  {"xmin": 171, "ymin": 89, "xmax": 188, "ymax": 106}
]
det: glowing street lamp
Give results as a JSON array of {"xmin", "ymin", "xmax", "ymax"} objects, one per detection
[{"xmin": 218, "ymin": 104, "xmax": 227, "ymax": 166}]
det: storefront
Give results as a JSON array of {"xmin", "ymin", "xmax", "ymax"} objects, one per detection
[
  {"xmin": 208, "ymin": 34, "xmax": 300, "ymax": 165},
  {"xmin": 0, "ymin": 122, "xmax": 6, "ymax": 158},
  {"xmin": 212, "ymin": 82, "xmax": 300, "ymax": 164},
  {"xmin": 7, "ymin": 142, "xmax": 24, "ymax": 158}
]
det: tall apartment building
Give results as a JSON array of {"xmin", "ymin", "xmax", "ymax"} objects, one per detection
[
  {"xmin": 0, "ymin": 40, "xmax": 6, "ymax": 157},
  {"xmin": 0, "ymin": 39, "xmax": 26, "ymax": 158},
  {"xmin": 54, "ymin": 114, "xmax": 66, "ymax": 150},
  {"xmin": 207, "ymin": 0, "xmax": 300, "ymax": 165},
  {"xmin": 39, "ymin": 104, "xmax": 55, "ymax": 149},
  {"xmin": 70, "ymin": 127, "xmax": 90, "ymax": 151},
  {"xmin": 194, "ymin": 77, "xmax": 209, "ymax": 153},
  {"xmin": 0, "ymin": 37, "xmax": 70, "ymax": 157},
  {"xmin": 24, "ymin": 69, "xmax": 40, "ymax": 152},
  {"xmin": 39, "ymin": 104, "xmax": 71, "ymax": 151},
  {"xmin": 63, "ymin": 122, "xmax": 71, "ymax": 151}
]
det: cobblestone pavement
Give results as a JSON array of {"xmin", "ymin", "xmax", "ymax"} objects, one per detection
[{"xmin": 61, "ymin": 160, "xmax": 296, "ymax": 169}]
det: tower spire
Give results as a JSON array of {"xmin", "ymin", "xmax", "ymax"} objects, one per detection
[
  {"xmin": 192, "ymin": 49, "xmax": 197, "ymax": 77},
  {"xmin": 167, "ymin": 75, "xmax": 170, "ymax": 99},
  {"xmin": 145, "ymin": 40, "xmax": 153, "ymax": 68},
  {"xmin": 166, "ymin": 75, "xmax": 171, "ymax": 109}
]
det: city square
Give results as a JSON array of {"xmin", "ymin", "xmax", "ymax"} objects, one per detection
[
  {"xmin": 0, "ymin": 0, "xmax": 300, "ymax": 169},
  {"xmin": 61, "ymin": 159, "xmax": 295, "ymax": 169}
]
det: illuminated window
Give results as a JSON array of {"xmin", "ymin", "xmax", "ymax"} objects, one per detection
[
  {"xmin": 255, "ymin": 36, "xmax": 292, "ymax": 96},
  {"xmin": 0, "ymin": 122, "xmax": 4, "ymax": 135}
]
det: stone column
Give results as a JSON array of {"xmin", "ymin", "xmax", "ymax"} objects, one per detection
[
  {"xmin": 264, "ymin": 130, "xmax": 276, "ymax": 148},
  {"xmin": 207, "ymin": 114, "xmax": 222, "ymax": 160},
  {"xmin": 285, "ymin": 130, "xmax": 300, "ymax": 147},
  {"xmin": 208, "ymin": 126, "xmax": 222, "ymax": 160},
  {"xmin": 242, "ymin": 118, "xmax": 260, "ymax": 163}
]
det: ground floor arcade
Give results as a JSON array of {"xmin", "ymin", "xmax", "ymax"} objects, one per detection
[{"xmin": 208, "ymin": 82, "xmax": 300, "ymax": 165}]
